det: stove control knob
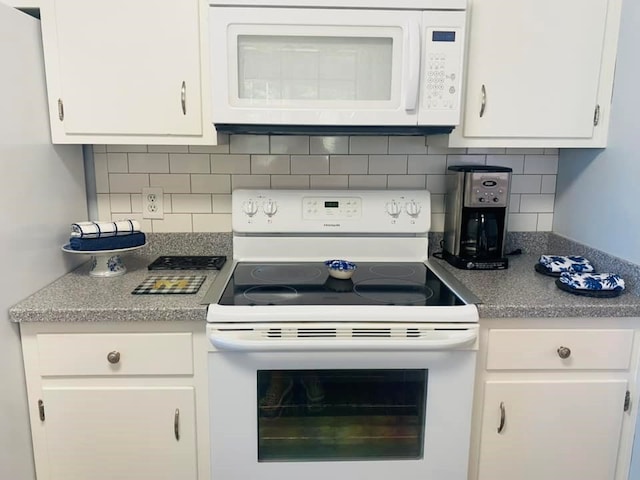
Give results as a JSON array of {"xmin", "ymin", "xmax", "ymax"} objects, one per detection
[
  {"xmin": 242, "ymin": 199, "xmax": 259, "ymax": 217},
  {"xmin": 385, "ymin": 200, "xmax": 401, "ymax": 218},
  {"xmin": 405, "ymin": 200, "xmax": 421, "ymax": 218},
  {"xmin": 263, "ymin": 199, "xmax": 278, "ymax": 217}
]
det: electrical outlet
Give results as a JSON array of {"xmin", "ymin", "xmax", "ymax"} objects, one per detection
[{"xmin": 142, "ymin": 187, "xmax": 164, "ymax": 219}]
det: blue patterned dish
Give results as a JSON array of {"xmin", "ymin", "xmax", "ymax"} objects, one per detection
[{"xmin": 324, "ymin": 259, "xmax": 357, "ymax": 280}]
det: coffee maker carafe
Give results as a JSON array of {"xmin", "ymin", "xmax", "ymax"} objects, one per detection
[{"xmin": 443, "ymin": 165, "xmax": 512, "ymax": 270}]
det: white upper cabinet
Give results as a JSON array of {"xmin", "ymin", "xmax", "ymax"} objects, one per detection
[
  {"xmin": 40, "ymin": 0, "xmax": 218, "ymax": 144},
  {"xmin": 447, "ymin": 0, "xmax": 622, "ymax": 148}
]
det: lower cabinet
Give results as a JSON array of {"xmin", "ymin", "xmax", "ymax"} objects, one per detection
[
  {"xmin": 42, "ymin": 386, "xmax": 197, "ymax": 480},
  {"xmin": 470, "ymin": 321, "xmax": 640, "ymax": 480},
  {"xmin": 20, "ymin": 322, "xmax": 210, "ymax": 480},
  {"xmin": 478, "ymin": 379, "xmax": 627, "ymax": 480}
]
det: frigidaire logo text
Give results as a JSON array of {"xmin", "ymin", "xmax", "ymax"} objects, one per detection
[{"xmin": 323, "ymin": 223, "xmax": 341, "ymax": 227}]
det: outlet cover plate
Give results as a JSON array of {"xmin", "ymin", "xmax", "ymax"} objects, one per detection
[{"xmin": 142, "ymin": 187, "xmax": 164, "ymax": 219}]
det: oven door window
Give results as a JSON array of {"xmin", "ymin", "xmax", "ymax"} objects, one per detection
[{"xmin": 257, "ymin": 369, "xmax": 427, "ymax": 462}]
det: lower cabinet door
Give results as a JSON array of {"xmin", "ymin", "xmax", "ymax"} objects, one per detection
[
  {"xmin": 41, "ymin": 386, "xmax": 197, "ymax": 480},
  {"xmin": 478, "ymin": 380, "xmax": 627, "ymax": 480}
]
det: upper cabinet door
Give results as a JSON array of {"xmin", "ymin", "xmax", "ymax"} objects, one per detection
[
  {"xmin": 49, "ymin": 0, "xmax": 202, "ymax": 137},
  {"xmin": 450, "ymin": 0, "xmax": 618, "ymax": 147}
]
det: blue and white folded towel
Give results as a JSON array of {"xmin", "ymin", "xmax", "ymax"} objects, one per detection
[
  {"xmin": 537, "ymin": 255, "xmax": 595, "ymax": 274},
  {"xmin": 71, "ymin": 220, "xmax": 141, "ymax": 238},
  {"xmin": 557, "ymin": 272, "xmax": 625, "ymax": 292},
  {"xmin": 69, "ymin": 232, "xmax": 146, "ymax": 251}
]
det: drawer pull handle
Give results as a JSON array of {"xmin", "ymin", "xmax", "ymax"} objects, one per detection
[
  {"xmin": 497, "ymin": 401, "xmax": 506, "ymax": 434},
  {"xmin": 174, "ymin": 408, "xmax": 180, "ymax": 441},
  {"xmin": 181, "ymin": 81, "xmax": 187, "ymax": 115},
  {"xmin": 557, "ymin": 346, "xmax": 571, "ymax": 359},
  {"xmin": 107, "ymin": 351, "xmax": 121, "ymax": 364},
  {"xmin": 480, "ymin": 84, "xmax": 487, "ymax": 117}
]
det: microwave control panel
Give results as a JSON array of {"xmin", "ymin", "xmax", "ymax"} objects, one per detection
[{"xmin": 423, "ymin": 27, "xmax": 463, "ymax": 111}]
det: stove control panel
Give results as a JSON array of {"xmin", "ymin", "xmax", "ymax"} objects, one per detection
[{"xmin": 233, "ymin": 189, "xmax": 431, "ymax": 234}]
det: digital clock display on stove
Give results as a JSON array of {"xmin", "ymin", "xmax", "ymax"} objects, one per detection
[{"xmin": 324, "ymin": 201, "xmax": 339, "ymax": 208}]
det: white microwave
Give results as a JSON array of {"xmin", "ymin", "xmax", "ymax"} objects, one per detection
[{"xmin": 209, "ymin": 0, "xmax": 467, "ymax": 135}]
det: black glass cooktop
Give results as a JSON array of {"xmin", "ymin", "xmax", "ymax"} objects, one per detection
[{"xmin": 217, "ymin": 262, "xmax": 465, "ymax": 307}]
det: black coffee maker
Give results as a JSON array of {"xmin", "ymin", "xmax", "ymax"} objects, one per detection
[{"xmin": 443, "ymin": 165, "xmax": 512, "ymax": 270}]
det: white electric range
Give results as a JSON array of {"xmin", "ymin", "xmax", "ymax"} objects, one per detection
[{"xmin": 203, "ymin": 189, "xmax": 479, "ymax": 480}]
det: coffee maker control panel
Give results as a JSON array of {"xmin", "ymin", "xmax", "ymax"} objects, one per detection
[{"xmin": 464, "ymin": 172, "xmax": 510, "ymax": 208}]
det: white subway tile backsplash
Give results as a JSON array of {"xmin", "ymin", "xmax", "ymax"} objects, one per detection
[
  {"xmin": 349, "ymin": 136, "xmax": 388, "ymax": 154},
  {"xmin": 149, "ymin": 174, "xmax": 190, "ymax": 193},
  {"xmin": 271, "ymin": 175, "xmax": 310, "ymax": 189},
  {"xmin": 270, "ymin": 136, "xmax": 309, "ymax": 154},
  {"xmin": 193, "ymin": 214, "xmax": 232, "ymax": 232},
  {"xmin": 524, "ymin": 154, "xmax": 559, "ymax": 174},
  {"xmin": 387, "ymin": 175, "xmax": 426, "ymax": 189},
  {"xmin": 231, "ymin": 175, "xmax": 271, "ymax": 189},
  {"xmin": 388, "ymin": 137, "xmax": 427, "ymax": 154},
  {"xmin": 430, "ymin": 194, "xmax": 445, "ymax": 214},
  {"xmin": 109, "ymin": 173, "xmax": 149, "ymax": 193},
  {"xmin": 107, "ymin": 145, "xmax": 147, "ymax": 153},
  {"xmin": 329, "ymin": 155, "xmax": 368, "ymax": 174},
  {"xmin": 426, "ymin": 174, "xmax": 448, "ymax": 194},
  {"xmin": 148, "ymin": 145, "xmax": 189, "ymax": 153},
  {"xmin": 191, "ymin": 174, "xmax": 231, "ymax": 194},
  {"xmin": 211, "ymin": 155, "xmax": 251, "ymax": 174},
  {"xmin": 128, "ymin": 153, "xmax": 169, "ymax": 173},
  {"xmin": 252, "ymin": 155, "xmax": 290, "ymax": 174},
  {"xmin": 96, "ymin": 194, "xmax": 111, "ymax": 221},
  {"xmin": 230, "ymin": 135, "xmax": 270, "ymax": 154},
  {"xmin": 212, "ymin": 194, "xmax": 232, "ymax": 213},
  {"xmin": 291, "ymin": 155, "xmax": 329, "ymax": 175},
  {"xmin": 486, "ymin": 154, "xmax": 524, "ymax": 174},
  {"xmin": 408, "ymin": 155, "xmax": 447, "ymax": 174},
  {"xmin": 310, "ymin": 136, "xmax": 349, "ymax": 154},
  {"xmin": 510, "ymin": 174, "xmax": 542, "ymax": 194},
  {"xmin": 189, "ymin": 143, "xmax": 230, "ymax": 154},
  {"xmin": 541, "ymin": 175, "xmax": 557, "ymax": 194},
  {"xmin": 446, "ymin": 155, "xmax": 486, "ymax": 168},
  {"xmin": 94, "ymin": 153, "xmax": 109, "ymax": 194},
  {"xmin": 369, "ymin": 155, "xmax": 407, "ymax": 174},
  {"xmin": 106, "ymin": 153, "xmax": 128, "ymax": 173},
  {"xmin": 520, "ymin": 194, "xmax": 555, "ymax": 213},
  {"xmin": 151, "ymin": 214, "xmax": 192, "ymax": 233},
  {"xmin": 169, "ymin": 154, "xmax": 210, "ymax": 174},
  {"xmin": 537, "ymin": 213, "xmax": 554, "ymax": 231},
  {"xmin": 310, "ymin": 175, "xmax": 349, "ymax": 189},
  {"xmin": 348, "ymin": 175, "xmax": 387, "ymax": 189},
  {"xmin": 507, "ymin": 213, "xmax": 538, "ymax": 232},
  {"xmin": 93, "ymin": 136, "xmax": 559, "ymax": 233},
  {"xmin": 171, "ymin": 194, "xmax": 212, "ymax": 213},
  {"xmin": 109, "ymin": 194, "xmax": 131, "ymax": 213}
]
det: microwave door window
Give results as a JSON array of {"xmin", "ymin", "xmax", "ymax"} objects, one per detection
[
  {"xmin": 257, "ymin": 369, "xmax": 427, "ymax": 462},
  {"xmin": 237, "ymin": 35, "xmax": 393, "ymax": 104}
]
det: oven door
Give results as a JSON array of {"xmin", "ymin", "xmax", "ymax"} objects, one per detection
[{"xmin": 207, "ymin": 323, "xmax": 477, "ymax": 480}]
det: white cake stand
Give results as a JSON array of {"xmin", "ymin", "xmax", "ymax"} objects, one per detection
[{"xmin": 62, "ymin": 243, "xmax": 147, "ymax": 277}]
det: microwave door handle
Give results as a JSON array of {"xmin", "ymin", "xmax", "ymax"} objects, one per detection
[
  {"xmin": 403, "ymin": 19, "xmax": 421, "ymax": 112},
  {"xmin": 209, "ymin": 329, "xmax": 477, "ymax": 352}
]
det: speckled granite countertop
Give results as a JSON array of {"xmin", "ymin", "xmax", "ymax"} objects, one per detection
[
  {"xmin": 431, "ymin": 253, "xmax": 640, "ymax": 318},
  {"xmin": 9, "ymin": 232, "xmax": 640, "ymax": 322}
]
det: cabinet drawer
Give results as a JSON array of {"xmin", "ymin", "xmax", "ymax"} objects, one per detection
[
  {"xmin": 37, "ymin": 333, "xmax": 193, "ymax": 376},
  {"xmin": 486, "ymin": 329, "xmax": 634, "ymax": 371}
]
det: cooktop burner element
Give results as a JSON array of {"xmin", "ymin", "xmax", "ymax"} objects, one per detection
[{"xmin": 148, "ymin": 256, "xmax": 227, "ymax": 271}]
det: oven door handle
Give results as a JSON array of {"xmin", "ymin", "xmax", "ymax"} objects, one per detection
[{"xmin": 209, "ymin": 329, "xmax": 477, "ymax": 352}]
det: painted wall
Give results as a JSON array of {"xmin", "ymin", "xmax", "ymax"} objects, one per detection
[
  {"xmin": 555, "ymin": 0, "xmax": 640, "ymax": 266},
  {"xmin": 92, "ymin": 138, "xmax": 559, "ymax": 233}
]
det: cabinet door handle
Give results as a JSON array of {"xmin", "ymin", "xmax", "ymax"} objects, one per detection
[
  {"xmin": 57, "ymin": 99, "xmax": 64, "ymax": 121},
  {"xmin": 557, "ymin": 346, "xmax": 571, "ymax": 359},
  {"xmin": 181, "ymin": 81, "xmax": 187, "ymax": 115},
  {"xmin": 107, "ymin": 351, "xmax": 121, "ymax": 364},
  {"xmin": 174, "ymin": 408, "xmax": 180, "ymax": 441},
  {"xmin": 479, "ymin": 84, "xmax": 487, "ymax": 118},
  {"xmin": 497, "ymin": 401, "xmax": 506, "ymax": 434}
]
